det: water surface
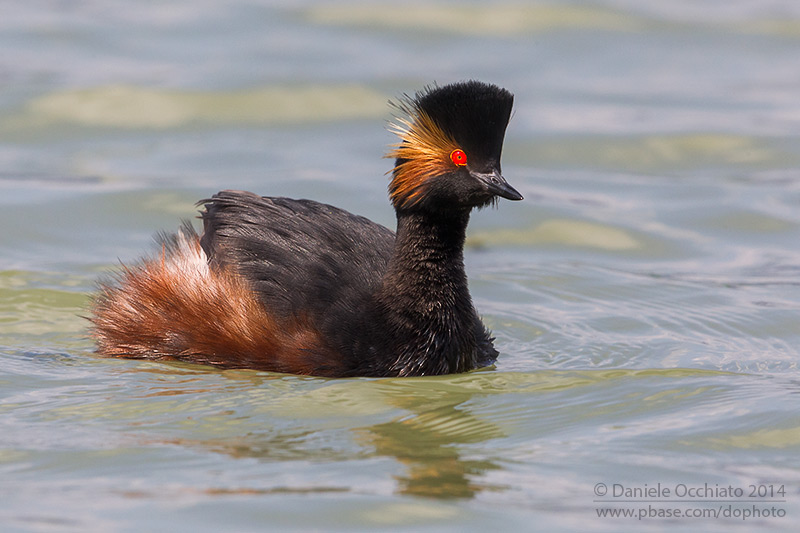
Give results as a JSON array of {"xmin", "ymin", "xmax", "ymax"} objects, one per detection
[{"xmin": 1, "ymin": 1, "xmax": 799, "ymax": 531}]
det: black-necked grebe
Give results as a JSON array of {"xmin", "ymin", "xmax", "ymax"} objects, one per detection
[{"xmin": 90, "ymin": 80, "xmax": 522, "ymax": 377}]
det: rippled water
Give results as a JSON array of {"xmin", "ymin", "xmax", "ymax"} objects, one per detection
[{"xmin": 2, "ymin": 1, "xmax": 800, "ymax": 531}]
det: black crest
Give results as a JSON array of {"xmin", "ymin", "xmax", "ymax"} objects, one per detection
[{"xmin": 412, "ymin": 80, "xmax": 514, "ymax": 166}]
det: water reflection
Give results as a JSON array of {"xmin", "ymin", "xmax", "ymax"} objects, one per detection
[
  {"xmin": 355, "ymin": 377, "xmax": 508, "ymax": 499},
  {"xmin": 363, "ymin": 405, "xmax": 505, "ymax": 499},
  {"xmin": 140, "ymin": 369, "xmax": 510, "ymax": 499}
]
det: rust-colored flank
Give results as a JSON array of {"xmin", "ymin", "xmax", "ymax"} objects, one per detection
[{"xmin": 90, "ymin": 232, "xmax": 341, "ymax": 376}]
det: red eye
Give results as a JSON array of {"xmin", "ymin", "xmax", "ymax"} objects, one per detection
[{"xmin": 450, "ymin": 149, "xmax": 467, "ymax": 166}]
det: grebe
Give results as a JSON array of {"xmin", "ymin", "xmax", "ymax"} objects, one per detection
[{"xmin": 90, "ymin": 80, "xmax": 522, "ymax": 377}]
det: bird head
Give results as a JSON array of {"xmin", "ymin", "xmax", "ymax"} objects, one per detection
[{"xmin": 386, "ymin": 80, "xmax": 522, "ymax": 213}]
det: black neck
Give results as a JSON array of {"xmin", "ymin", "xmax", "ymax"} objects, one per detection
[
  {"xmin": 374, "ymin": 208, "xmax": 479, "ymax": 375},
  {"xmin": 388, "ymin": 208, "xmax": 470, "ymax": 282}
]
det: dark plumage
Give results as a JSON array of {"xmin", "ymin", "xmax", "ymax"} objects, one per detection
[{"xmin": 90, "ymin": 80, "xmax": 522, "ymax": 377}]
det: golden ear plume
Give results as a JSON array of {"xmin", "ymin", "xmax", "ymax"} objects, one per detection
[{"xmin": 385, "ymin": 105, "xmax": 459, "ymax": 209}]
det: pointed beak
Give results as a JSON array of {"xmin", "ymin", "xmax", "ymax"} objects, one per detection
[{"xmin": 471, "ymin": 168, "xmax": 523, "ymax": 201}]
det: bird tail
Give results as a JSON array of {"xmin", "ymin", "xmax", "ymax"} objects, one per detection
[{"xmin": 89, "ymin": 224, "xmax": 337, "ymax": 374}]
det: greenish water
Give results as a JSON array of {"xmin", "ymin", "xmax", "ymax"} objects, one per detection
[{"xmin": 1, "ymin": 1, "xmax": 799, "ymax": 531}]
